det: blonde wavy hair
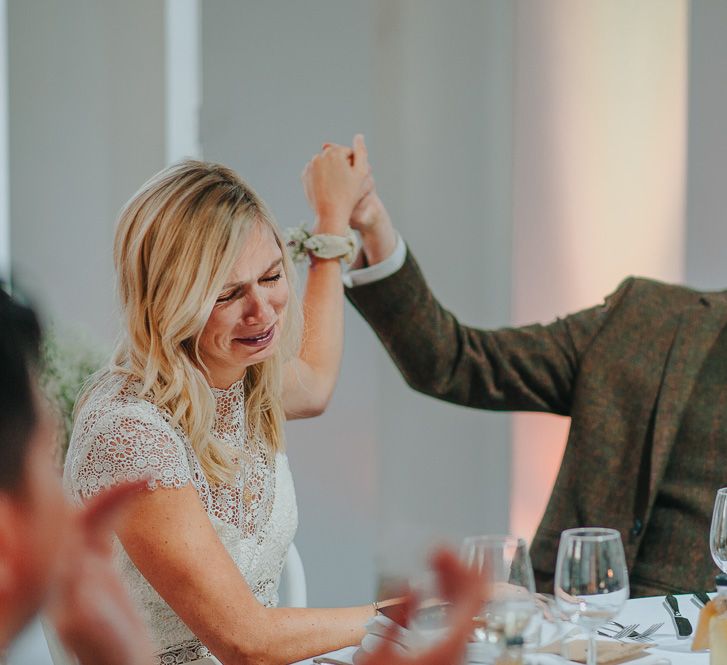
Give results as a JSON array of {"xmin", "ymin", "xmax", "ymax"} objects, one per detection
[{"xmin": 80, "ymin": 160, "xmax": 302, "ymax": 484}]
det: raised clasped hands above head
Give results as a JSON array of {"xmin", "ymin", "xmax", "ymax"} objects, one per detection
[
  {"xmin": 303, "ymin": 134, "xmax": 397, "ymax": 265},
  {"xmin": 301, "ymin": 133, "xmax": 371, "ymax": 236}
]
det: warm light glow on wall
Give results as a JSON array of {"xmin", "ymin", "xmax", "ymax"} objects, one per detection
[{"xmin": 510, "ymin": 0, "xmax": 688, "ymax": 541}]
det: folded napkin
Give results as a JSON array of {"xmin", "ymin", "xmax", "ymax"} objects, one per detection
[{"xmin": 539, "ymin": 639, "xmax": 649, "ymax": 665}]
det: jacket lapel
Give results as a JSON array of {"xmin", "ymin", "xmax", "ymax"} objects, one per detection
[{"xmin": 650, "ymin": 295, "xmax": 727, "ymax": 495}]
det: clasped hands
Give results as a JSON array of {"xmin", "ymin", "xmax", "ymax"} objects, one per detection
[{"xmin": 301, "ymin": 134, "xmax": 390, "ymax": 248}]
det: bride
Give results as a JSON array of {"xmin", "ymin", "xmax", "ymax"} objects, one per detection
[{"xmin": 64, "ymin": 138, "xmax": 378, "ymax": 664}]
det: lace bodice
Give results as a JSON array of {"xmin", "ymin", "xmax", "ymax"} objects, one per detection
[{"xmin": 63, "ymin": 374, "xmax": 298, "ymax": 663}]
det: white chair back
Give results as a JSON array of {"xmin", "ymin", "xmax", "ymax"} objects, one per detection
[{"xmin": 278, "ymin": 542, "xmax": 307, "ymax": 608}]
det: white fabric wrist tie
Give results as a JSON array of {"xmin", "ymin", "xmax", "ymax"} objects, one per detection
[{"xmin": 285, "ymin": 224, "xmax": 357, "ymax": 265}]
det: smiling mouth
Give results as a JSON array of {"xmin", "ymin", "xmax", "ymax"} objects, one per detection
[{"xmin": 235, "ymin": 325, "xmax": 275, "ymax": 348}]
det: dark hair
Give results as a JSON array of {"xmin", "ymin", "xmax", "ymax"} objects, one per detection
[{"xmin": 0, "ymin": 286, "xmax": 42, "ymax": 491}]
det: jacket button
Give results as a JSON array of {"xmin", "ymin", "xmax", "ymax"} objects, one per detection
[{"xmin": 631, "ymin": 519, "xmax": 643, "ymax": 537}]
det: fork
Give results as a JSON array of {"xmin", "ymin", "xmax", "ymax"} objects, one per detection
[
  {"xmin": 631, "ymin": 622, "xmax": 664, "ymax": 642},
  {"xmin": 607, "ymin": 621, "xmax": 664, "ymax": 642},
  {"xmin": 599, "ymin": 622, "xmax": 639, "ymax": 640}
]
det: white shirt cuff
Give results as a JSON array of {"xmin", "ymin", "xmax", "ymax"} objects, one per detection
[{"xmin": 342, "ymin": 233, "xmax": 406, "ymax": 288}]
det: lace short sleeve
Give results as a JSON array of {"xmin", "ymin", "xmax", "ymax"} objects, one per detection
[{"xmin": 67, "ymin": 402, "xmax": 193, "ymax": 501}]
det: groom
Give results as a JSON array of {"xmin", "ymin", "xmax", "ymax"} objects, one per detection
[{"xmin": 340, "ymin": 141, "xmax": 726, "ymax": 598}]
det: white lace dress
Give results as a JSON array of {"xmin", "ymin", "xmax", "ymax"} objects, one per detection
[{"xmin": 63, "ymin": 374, "xmax": 298, "ymax": 664}]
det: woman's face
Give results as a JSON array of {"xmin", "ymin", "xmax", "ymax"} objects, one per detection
[{"xmin": 198, "ymin": 223, "xmax": 289, "ymax": 388}]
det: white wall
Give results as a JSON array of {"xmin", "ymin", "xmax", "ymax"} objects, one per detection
[
  {"xmin": 201, "ymin": 0, "xmax": 513, "ymax": 605},
  {"xmin": 369, "ymin": 0, "xmax": 512, "ymax": 586},
  {"xmin": 685, "ymin": 0, "xmax": 727, "ymax": 288},
  {"xmin": 8, "ymin": 0, "xmax": 166, "ymax": 341}
]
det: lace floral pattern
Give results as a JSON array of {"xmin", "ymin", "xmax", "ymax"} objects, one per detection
[
  {"xmin": 157, "ymin": 639, "xmax": 211, "ymax": 664},
  {"xmin": 63, "ymin": 374, "xmax": 298, "ymax": 661}
]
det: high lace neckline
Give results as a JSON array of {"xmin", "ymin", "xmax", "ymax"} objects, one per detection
[
  {"xmin": 210, "ymin": 378, "xmax": 245, "ymax": 442},
  {"xmin": 210, "ymin": 376, "xmax": 245, "ymax": 396}
]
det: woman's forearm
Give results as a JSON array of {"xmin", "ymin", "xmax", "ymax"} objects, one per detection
[
  {"xmin": 287, "ymin": 138, "xmax": 368, "ymax": 417},
  {"xmin": 221, "ymin": 604, "xmax": 373, "ymax": 665},
  {"xmin": 119, "ymin": 487, "xmax": 373, "ymax": 665},
  {"xmin": 285, "ymin": 254, "xmax": 344, "ymax": 417}
]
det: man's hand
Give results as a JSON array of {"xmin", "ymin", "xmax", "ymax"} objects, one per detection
[
  {"xmin": 345, "ymin": 138, "xmax": 398, "ymax": 267},
  {"xmin": 349, "ymin": 189, "xmax": 390, "ymax": 237},
  {"xmin": 45, "ymin": 481, "xmax": 153, "ymax": 665}
]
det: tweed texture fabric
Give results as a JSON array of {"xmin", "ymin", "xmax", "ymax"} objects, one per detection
[{"xmin": 346, "ymin": 248, "xmax": 727, "ymax": 597}]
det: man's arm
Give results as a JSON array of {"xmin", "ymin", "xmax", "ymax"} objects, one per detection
[
  {"xmin": 348, "ymin": 249, "xmax": 632, "ymax": 415},
  {"xmin": 346, "ymin": 184, "xmax": 631, "ymax": 415}
]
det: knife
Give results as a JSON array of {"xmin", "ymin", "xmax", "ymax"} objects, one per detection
[
  {"xmin": 666, "ymin": 594, "xmax": 693, "ymax": 637},
  {"xmin": 694, "ymin": 591, "xmax": 712, "ymax": 607}
]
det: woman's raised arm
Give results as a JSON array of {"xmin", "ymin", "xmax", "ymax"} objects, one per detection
[{"xmin": 283, "ymin": 135, "xmax": 370, "ymax": 419}]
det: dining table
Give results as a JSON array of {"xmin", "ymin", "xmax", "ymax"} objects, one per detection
[{"xmin": 294, "ymin": 593, "xmax": 713, "ymax": 665}]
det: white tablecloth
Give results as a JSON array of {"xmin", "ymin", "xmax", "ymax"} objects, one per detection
[
  {"xmin": 611, "ymin": 594, "xmax": 708, "ymax": 665},
  {"xmin": 295, "ymin": 594, "xmax": 711, "ymax": 665}
]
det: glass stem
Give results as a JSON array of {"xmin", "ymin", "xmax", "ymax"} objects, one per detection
[{"xmin": 587, "ymin": 629, "xmax": 597, "ymax": 665}]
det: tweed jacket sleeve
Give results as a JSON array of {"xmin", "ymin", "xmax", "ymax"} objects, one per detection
[{"xmin": 346, "ymin": 248, "xmax": 634, "ymax": 416}]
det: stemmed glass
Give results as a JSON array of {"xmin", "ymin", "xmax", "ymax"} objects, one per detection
[
  {"xmin": 460, "ymin": 535, "xmax": 538, "ymax": 663},
  {"xmin": 554, "ymin": 528, "xmax": 629, "ymax": 665},
  {"xmin": 710, "ymin": 488, "xmax": 727, "ymax": 573}
]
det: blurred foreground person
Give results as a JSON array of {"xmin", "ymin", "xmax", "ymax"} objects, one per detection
[{"xmin": 0, "ymin": 288, "xmax": 152, "ymax": 665}]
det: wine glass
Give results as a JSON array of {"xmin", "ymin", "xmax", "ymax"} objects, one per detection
[
  {"xmin": 554, "ymin": 528, "xmax": 629, "ymax": 665},
  {"xmin": 460, "ymin": 535, "xmax": 537, "ymax": 663},
  {"xmin": 407, "ymin": 571, "xmax": 453, "ymax": 651},
  {"xmin": 710, "ymin": 488, "xmax": 727, "ymax": 572}
]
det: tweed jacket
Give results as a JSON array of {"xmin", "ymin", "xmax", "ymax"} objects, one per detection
[{"xmin": 346, "ymin": 249, "xmax": 727, "ymax": 597}]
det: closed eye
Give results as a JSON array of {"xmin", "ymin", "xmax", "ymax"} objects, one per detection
[
  {"xmin": 216, "ymin": 260, "xmax": 283, "ymax": 304},
  {"xmin": 215, "ymin": 287, "xmax": 241, "ymax": 305},
  {"xmin": 261, "ymin": 273, "xmax": 282, "ymax": 286}
]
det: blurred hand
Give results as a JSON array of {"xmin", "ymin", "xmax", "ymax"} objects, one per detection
[
  {"xmin": 360, "ymin": 548, "xmax": 488, "ymax": 665},
  {"xmin": 301, "ymin": 134, "xmax": 370, "ymax": 236},
  {"xmin": 45, "ymin": 481, "xmax": 153, "ymax": 665}
]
